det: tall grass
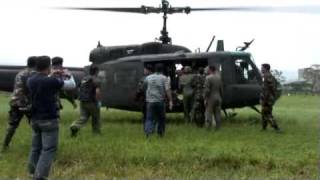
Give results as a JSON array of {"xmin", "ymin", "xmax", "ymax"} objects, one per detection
[{"xmin": 0, "ymin": 93, "xmax": 318, "ymax": 179}]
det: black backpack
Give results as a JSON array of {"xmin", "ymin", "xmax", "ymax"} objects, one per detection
[{"xmin": 79, "ymin": 77, "xmax": 96, "ymax": 102}]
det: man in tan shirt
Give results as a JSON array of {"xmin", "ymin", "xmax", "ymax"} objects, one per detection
[{"xmin": 204, "ymin": 65, "xmax": 223, "ymax": 129}]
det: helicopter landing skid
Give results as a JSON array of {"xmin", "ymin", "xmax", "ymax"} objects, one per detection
[
  {"xmin": 250, "ymin": 106, "xmax": 261, "ymax": 114},
  {"xmin": 223, "ymin": 109, "xmax": 237, "ymax": 118}
]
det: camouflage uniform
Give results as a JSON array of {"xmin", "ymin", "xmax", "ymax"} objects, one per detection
[
  {"xmin": 70, "ymin": 75, "xmax": 101, "ymax": 135},
  {"xmin": 179, "ymin": 72, "xmax": 196, "ymax": 123},
  {"xmin": 2, "ymin": 68, "xmax": 34, "ymax": 149},
  {"xmin": 190, "ymin": 74, "xmax": 206, "ymax": 126},
  {"xmin": 261, "ymin": 71, "xmax": 280, "ymax": 130}
]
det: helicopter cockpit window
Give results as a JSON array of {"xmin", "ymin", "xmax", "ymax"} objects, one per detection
[{"xmin": 234, "ymin": 59, "xmax": 257, "ymax": 84}]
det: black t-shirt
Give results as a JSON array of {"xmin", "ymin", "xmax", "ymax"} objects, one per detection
[{"xmin": 27, "ymin": 73, "xmax": 64, "ymax": 120}]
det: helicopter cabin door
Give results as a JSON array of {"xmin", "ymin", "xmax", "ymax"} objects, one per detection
[
  {"xmin": 227, "ymin": 56, "xmax": 262, "ymax": 108},
  {"xmin": 101, "ymin": 60, "xmax": 143, "ymax": 111}
]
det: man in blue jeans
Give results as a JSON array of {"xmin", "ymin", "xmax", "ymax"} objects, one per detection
[
  {"xmin": 144, "ymin": 63, "xmax": 173, "ymax": 137},
  {"xmin": 27, "ymin": 56, "xmax": 75, "ymax": 180}
]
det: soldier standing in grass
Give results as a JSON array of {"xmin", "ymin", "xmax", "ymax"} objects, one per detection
[
  {"xmin": 70, "ymin": 65, "xmax": 102, "ymax": 137},
  {"xmin": 260, "ymin": 63, "xmax": 281, "ymax": 132},
  {"xmin": 204, "ymin": 65, "xmax": 223, "ymax": 130},
  {"xmin": 2, "ymin": 56, "xmax": 37, "ymax": 152},
  {"xmin": 179, "ymin": 66, "xmax": 196, "ymax": 123},
  {"xmin": 190, "ymin": 67, "xmax": 206, "ymax": 126}
]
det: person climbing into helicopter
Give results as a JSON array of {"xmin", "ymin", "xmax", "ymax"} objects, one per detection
[{"xmin": 260, "ymin": 63, "xmax": 282, "ymax": 132}]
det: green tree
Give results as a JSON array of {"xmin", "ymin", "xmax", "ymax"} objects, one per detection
[{"xmin": 271, "ymin": 69, "xmax": 286, "ymax": 84}]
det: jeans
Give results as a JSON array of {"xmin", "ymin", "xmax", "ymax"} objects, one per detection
[
  {"xmin": 28, "ymin": 119, "xmax": 59, "ymax": 180},
  {"xmin": 144, "ymin": 102, "xmax": 166, "ymax": 136}
]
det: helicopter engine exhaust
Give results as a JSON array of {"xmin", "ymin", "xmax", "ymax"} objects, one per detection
[{"xmin": 216, "ymin": 40, "xmax": 225, "ymax": 51}]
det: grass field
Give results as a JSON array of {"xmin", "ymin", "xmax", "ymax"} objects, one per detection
[{"xmin": 0, "ymin": 93, "xmax": 318, "ymax": 179}]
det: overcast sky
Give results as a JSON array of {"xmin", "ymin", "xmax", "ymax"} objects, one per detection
[{"xmin": 0, "ymin": 0, "xmax": 319, "ymax": 80}]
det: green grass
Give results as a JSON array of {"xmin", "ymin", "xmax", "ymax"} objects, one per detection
[{"xmin": 0, "ymin": 93, "xmax": 319, "ymax": 179}]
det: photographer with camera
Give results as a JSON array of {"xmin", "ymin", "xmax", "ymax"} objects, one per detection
[{"xmin": 51, "ymin": 56, "xmax": 78, "ymax": 109}]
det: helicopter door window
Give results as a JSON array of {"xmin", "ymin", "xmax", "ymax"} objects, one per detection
[
  {"xmin": 235, "ymin": 59, "xmax": 250, "ymax": 84},
  {"xmin": 234, "ymin": 59, "xmax": 258, "ymax": 84}
]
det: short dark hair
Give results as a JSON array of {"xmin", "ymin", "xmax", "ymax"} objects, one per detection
[
  {"xmin": 89, "ymin": 65, "xmax": 99, "ymax": 75},
  {"xmin": 36, "ymin": 56, "xmax": 51, "ymax": 71},
  {"xmin": 198, "ymin": 67, "xmax": 204, "ymax": 75},
  {"xmin": 52, "ymin": 57, "xmax": 63, "ymax": 66},
  {"xmin": 145, "ymin": 64, "xmax": 154, "ymax": 72},
  {"xmin": 155, "ymin": 63, "xmax": 164, "ymax": 73},
  {"xmin": 27, "ymin": 56, "xmax": 37, "ymax": 68},
  {"xmin": 262, "ymin": 63, "xmax": 271, "ymax": 71},
  {"xmin": 209, "ymin": 65, "xmax": 216, "ymax": 72}
]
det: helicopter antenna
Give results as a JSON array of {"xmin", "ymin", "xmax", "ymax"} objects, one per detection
[
  {"xmin": 97, "ymin": 41, "xmax": 102, "ymax": 47},
  {"xmin": 206, "ymin": 35, "xmax": 216, "ymax": 52},
  {"xmin": 236, "ymin": 39, "xmax": 255, "ymax": 51}
]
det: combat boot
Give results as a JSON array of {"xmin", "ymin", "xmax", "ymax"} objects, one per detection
[
  {"xmin": 92, "ymin": 130, "xmax": 102, "ymax": 135},
  {"xmin": 70, "ymin": 126, "xmax": 78, "ymax": 137},
  {"xmin": 261, "ymin": 118, "xmax": 268, "ymax": 131},
  {"xmin": 1, "ymin": 145, "xmax": 8, "ymax": 153},
  {"xmin": 273, "ymin": 125, "xmax": 282, "ymax": 133},
  {"xmin": 2, "ymin": 128, "xmax": 16, "ymax": 150}
]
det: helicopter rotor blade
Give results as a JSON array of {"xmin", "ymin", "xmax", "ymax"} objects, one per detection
[
  {"xmin": 189, "ymin": 6, "xmax": 320, "ymax": 14},
  {"xmin": 58, "ymin": 5, "xmax": 320, "ymax": 15},
  {"xmin": 60, "ymin": 6, "xmax": 162, "ymax": 14}
]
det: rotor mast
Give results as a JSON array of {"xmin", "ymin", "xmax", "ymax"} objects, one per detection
[{"xmin": 159, "ymin": 0, "xmax": 171, "ymax": 44}]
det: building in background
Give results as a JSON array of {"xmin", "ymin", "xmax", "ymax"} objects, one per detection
[{"xmin": 294, "ymin": 64, "xmax": 320, "ymax": 94}]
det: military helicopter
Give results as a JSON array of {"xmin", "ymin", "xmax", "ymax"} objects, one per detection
[
  {"xmin": 3, "ymin": 0, "xmax": 314, "ymax": 114},
  {"xmin": 62, "ymin": 0, "xmax": 268, "ymax": 114}
]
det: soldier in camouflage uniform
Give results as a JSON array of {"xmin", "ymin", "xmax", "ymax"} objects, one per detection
[
  {"xmin": 2, "ymin": 56, "xmax": 37, "ymax": 151},
  {"xmin": 190, "ymin": 67, "xmax": 206, "ymax": 126},
  {"xmin": 70, "ymin": 65, "xmax": 102, "ymax": 137},
  {"xmin": 179, "ymin": 66, "xmax": 196, "ymax": 123},
  {"xmin": 260, "ymin": 64, "xmax": 281, "ymax": 132}
]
